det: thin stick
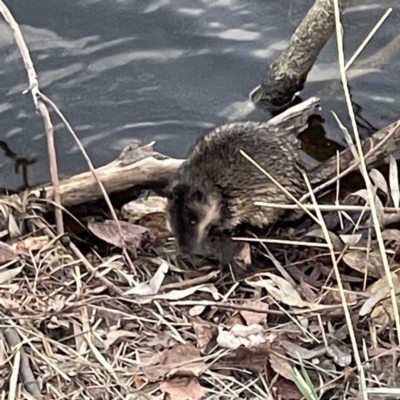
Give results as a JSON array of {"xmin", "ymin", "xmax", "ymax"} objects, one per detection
[
  {"xmin": 37, "ymin": 102, "xmax": 64, "ymax": 235},
  {"xmin": 303, "ymin": 171, "xmax": 367, "ymax": 399},
  {"xmin": 0, "ymin": 3, "xmax": 63, "ymax": 235},
  {"xmin": 240, "ymin": 150, "xmax": 321, "ymax": 226},
  {"xmin": 254, "ymin": 202, "xmax": 400, "ymax": 213},
  {"xmin": 345, "ymin": 8, "xmax": 393, "ymax": 71},
  {"xmin": 334, "ymin": 0, "xmax": 400, "ymax": 350}
]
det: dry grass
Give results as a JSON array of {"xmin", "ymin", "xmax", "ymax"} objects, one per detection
[{"xmin": 0, "ymin": 1, "xmax": 399, "ymax": 400}]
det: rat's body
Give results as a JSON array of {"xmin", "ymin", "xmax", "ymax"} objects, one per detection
[{"xmin": 166, "ymin": 121, "xmax": 307, "ymax": 263}]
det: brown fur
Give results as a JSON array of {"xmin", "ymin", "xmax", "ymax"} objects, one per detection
[{"xmin": 166, "ymin": 121, "xmax": 307, "ymax": 262}]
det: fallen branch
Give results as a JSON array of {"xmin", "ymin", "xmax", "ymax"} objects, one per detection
[
  {"xmin": 251, "ymin": 0, "xmax": 351, "ymax": 110},
  {"xmin": 24, "ymin": 103, "xmax": 400, "ymax": 209}
]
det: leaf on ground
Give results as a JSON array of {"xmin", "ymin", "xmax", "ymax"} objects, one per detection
[
  {"xmin": 339, "ymin": 233, "xmax": 362, "ymax": 246},
  {"xmin": 124, "ymin": 261, "xmax": 169, "ymax": 295},
  {"xmin": 280, "ymin": 340, "xmax": 326, "ymax": 360},
  {"xmin": 246, "ymin": 273, "xmax": 308, "ymax": 308},
  {"xmin": 121, "ymin": 196, "xmax": 167, "ymax": 222},
  {"xmin": 370, "ymin": 169, "xmax": 389, "ymax": 199},
  {"xmin": 135, "ymin": 284, "xmax": 221, "ymax": 304},
  {"xmin": 269, "ymin": 349, "xmax": 294, "ymax": 381},
  {"xmin": 222, "ymin": 342, "xmax": 272, "ymax": 372},
  {"xmin": 299, "ymin": 280, "xmax": 317, "ymax": 302},
  {"xmin": 342, "ymin": 250, "xmax": 386, "ymax": 278},
  {"xmin": 304, "ymin": 229, "xmax": 344, "ymax": 251},
  {"xmin": 0, "ymin": 265, "xmax": 23, "ymax": 285},
  {"xmin": 15, "ymin": 236, "xmax": 49, "ymax": 253},
  {"xmin": 0, "ymin": 241, "xmax": 17, "ymax": 264},
  {"xmin": 142, "ymin": 343, "xmax": 207, "ymax": 382},
  {"xmin": 326, "ymin": 343, "xmax": 352, "ymax": 367},
  {"xmin": 217, "ymin": 324, "xmax": 266, "ymax": 350},
  {"xmin": 88, "ymin": 219, "xmax": 148, "ymax": 253},
  {"xmin": 189, "ymin": 305, "xmax": 206, "ymax": 317},
  {"xmin": 134, "ymin": 374, "xmax": 148, "ymax": 390},
  {"xmin": 192, "ymin": 322, "xmax": 213, "ymax": 354},
  {"xmin": 240, "ymin": 300, "xmax": 269, "ymax": 326},
  {"xmin": 160, "ymin": 377, "xmax": 206, "ymax": 400},
  {"xmin": 137, "ymin": 212, "xmax": 171, "ymax": 246},
  {"xmin": 273, "ymin": 377, "xmax": 303, "ymax": 400},
  {"xmin": 381, "ymin": 229, "xmax": 400, "ymax": 243},
  {"xmin": 363, "ymin": 273, "xmax": 400, "ymax": 322},
  {"xmin": 104, "ymin": 330, "xmax": 140, "ymax": 351}
]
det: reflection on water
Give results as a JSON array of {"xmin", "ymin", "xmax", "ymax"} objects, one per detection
[{"xmin": 0, "ymin": 0, "xmax": 399, "ymax": 191}]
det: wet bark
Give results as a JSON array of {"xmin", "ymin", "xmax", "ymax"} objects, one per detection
[{"xmin": 251, "ymin": 0, "xmax": 352, "ymax": 111}]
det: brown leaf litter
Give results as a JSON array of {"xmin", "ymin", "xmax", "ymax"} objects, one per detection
[{"xmin": 0, "ymin": 182, "xmax": 400, "ymax": 400}]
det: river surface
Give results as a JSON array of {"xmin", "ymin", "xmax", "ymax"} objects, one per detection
[{"xmin": 0, "ymin": 0, "xmax": 399, "ymax": 191}]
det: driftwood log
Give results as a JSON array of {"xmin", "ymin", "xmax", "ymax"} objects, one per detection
[
  {"xmin": 26, "ymin": 98, "xmax": 400, "ymax": 209},
  {"xmin": 251, "ymin": 0, "xmax": 351, "ymax": 111}
]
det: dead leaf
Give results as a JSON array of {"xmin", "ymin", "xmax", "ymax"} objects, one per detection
[
  {"xmin": 160, "ymin": 377, "xmax": 206, "ymax": 400},
  {"xmin": 88, "ymin": 219, "xmax": 148, "ymax": 253},
  {"xmin": 193, "ymin": 322, "xmax": 213, "ymax": 354},
  {"xmin": 217, "ymin": 324, "xmax": 266, "ymax": 350},
  {"xmin": 247, "ymin": 273, "xmax": 308, "ymax": 308},
  {"xmin": 121, "ymin": 196, "xmax": 167, "ymax": 221},
  {"xmin": 104, "ymin": 330, "xmax": 140, "ymax": 351},
  {"xmin": 142, "ymin": 343, "xmax": 207, "ymax": 382},
  {"xmin": 15, "ymin": 236, "xmax": 49, "ymax": 253},
  {"xmin": 223, "ymin": 343, "xmax": 271, "ymax": 372},
  {"xmin": 339, "ymin": 233, "xmax": 362, "ymax": 246},
  {"xmin": 240, "ymin": 300, "xmax": 269, "ymax": 326},
  {"xmin": 273, "ymin": 377, "xmax": 303, "ymax": 400},
  {"xmin": 342, "ymin": 250, "xmax": 386, "ymax": 278},
  {"xmin": 134, "ymin": 374, "xmax": 148, "ymax": 390},
  {"xmin": 280, "ymin": 340, "xmax": 326, "ymax": 360},
  {"xmin": 326, "ymin": 343, "xmax": 352, "ymax": 367},
  {"xmin": 304, "ymin": 229, "xmax": 344, "ymax": 251},
  {"xmin": 189, "ymin": 306, "xmax": 206, "ymax": 317},
  {"xmin": 299, "ymin": 280, "xmax": 317, "ymax": 302},
  {"xmin": 225, "ymin": 314, "xmax": 243, "ymax": 328},
  {"xmin": 124, "ymin": 261, "xmax": 169, "ymax": 295},
  {"xmin": 269, "ymin": 349, "xmax": 294, "ymax": 381},
  {"xmin": 137, "ymin": 212, "xmax": 171, "ymax": 246},
  {"xmin": 0, "ymin": 266, "xmax": 23, "ymax": 285},
  {"xmin": 135, "ymin": 284, "xmax": 221, "ymax": 305},
  {"xmin": 0, "ymin": 241, "xmax": 17, "ymax": 264},
  {"xmin": 370, "ymin": 169, "xmax": 388, "ymax": 201},
  {"xmin": 382, "ymin": 229, "xmax": 400, "ymax": 243}
]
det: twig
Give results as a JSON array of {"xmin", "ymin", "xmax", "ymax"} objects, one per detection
[
  {"xmin": 37, "ymin": 102, "xmax": 63, "ymax": 235},
  {"xmin": 40, "ymin": 93, "xmax": 136, "ymax": 272},
  {"xmin": 4, "ymin": 328, "xmax": 42, "ymax": 399},
  {"xmin": 303, "ymin": 171, "xmax": 367, "ymax": 398},
  {"xmin": 345, "ymin": 8, "xmax": 393, "ymax": 71},
  {"xmin": 0, "ymin": 2, "xmax": 63, "ymax": 236}
]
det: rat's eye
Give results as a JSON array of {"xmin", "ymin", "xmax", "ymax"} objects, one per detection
[{"xmin": 189, "ymin": 217, "xmax": 197, "ymax": 225}]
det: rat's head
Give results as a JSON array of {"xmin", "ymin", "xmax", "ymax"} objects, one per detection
[{"xmin": 166, "ymin": 182, "xmax": 222, "ymax": 256}]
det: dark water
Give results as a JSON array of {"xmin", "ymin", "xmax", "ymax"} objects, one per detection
[{"xmin": 0, "ymin": 0, "xmax": 399, "ymax": 191}]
